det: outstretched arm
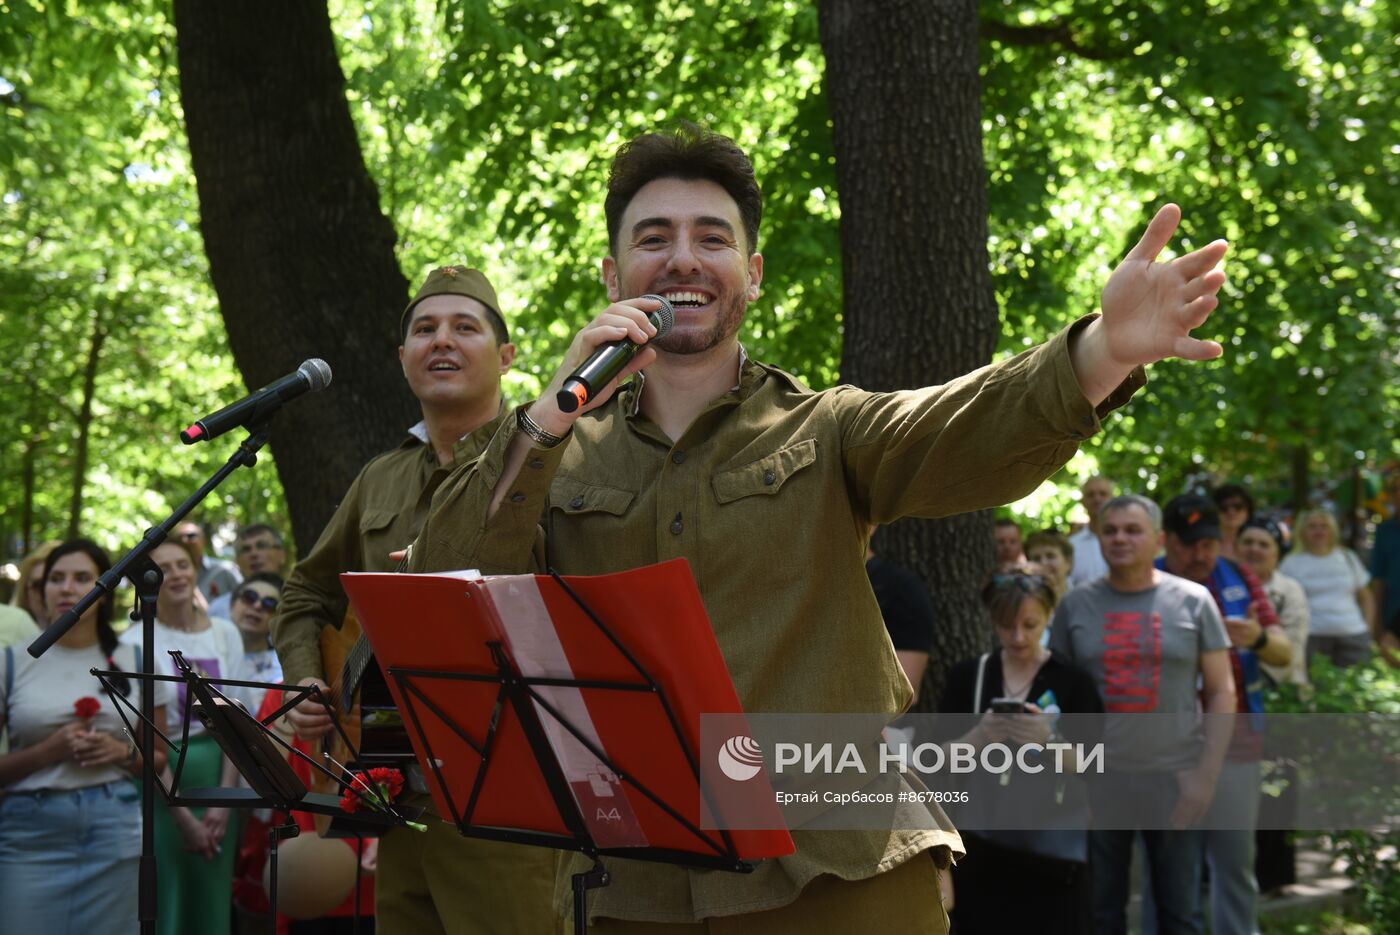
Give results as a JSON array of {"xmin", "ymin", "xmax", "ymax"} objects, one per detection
[{"xmin": 1071, "ymin": 204, "xmax": 1229, "ymax": 405}]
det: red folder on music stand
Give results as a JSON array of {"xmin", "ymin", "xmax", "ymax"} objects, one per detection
[{"xmin": 340, "ymin": 559, "xmax": 792, "ymax": 890}]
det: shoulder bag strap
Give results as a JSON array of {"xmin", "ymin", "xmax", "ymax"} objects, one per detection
[
  {"xmin": 972, "ymin": 652, "xmax": 990, "ymax": 712},
  {"xmin": 2, "ymin": 644, "xmax": 13, "ymax": 730}
]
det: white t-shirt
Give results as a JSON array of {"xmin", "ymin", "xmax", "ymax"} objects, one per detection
[
  {"xmin": 240, "ymin": 647, "xmax": 283, "ymax": 715},
  {"xmin": 1279, "ymin": 548, "xmax": 1371, "ymax": 637},
  {"xmin": 0, "ymin": 641, "xmax": 174, "ymax": 791},
  {"xmin": 118, "ymin": 615, "xmax": 247, "ymax": 734},
  {"xmin": 1066, "ymin": 525, "xmax": 1110, "ymax": 589}
]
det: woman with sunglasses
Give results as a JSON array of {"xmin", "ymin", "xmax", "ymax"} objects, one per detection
[
  {"xmin": 1212, "ymin": 483, "xmax": 1255, "ymax": 562},
  {"xmin": 935, "ymin": 564, "xmax": 1104, "ymax": 934},
  {"xmin": 229, "ymin": 573, "xmax": 284, "ymax": 713},
  {"xmin": 0, "ymin": 538, "xmax": 172, "ymax": 933}
]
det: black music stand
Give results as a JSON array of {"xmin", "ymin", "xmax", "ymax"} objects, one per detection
[
  {"xmin": 373, "ymin": 571, "xmax": 758, "ymax": 935},
  {"xmin": 94, "ymin": 650, "xmax": 423, "ymax": 933}
]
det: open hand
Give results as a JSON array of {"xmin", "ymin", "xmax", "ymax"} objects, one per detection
[{"xmin": 1099, "ymin": 204, "xmax": 1228, "ymax": 368}]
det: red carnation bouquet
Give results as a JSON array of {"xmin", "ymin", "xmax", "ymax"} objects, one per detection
[
  {"xmin": 338, "ymin": 767, "xmax": 426, "ymax": 832},
  {"xmin": 73, "ymin": 696, "xmax": 101, "ymax": 721}
]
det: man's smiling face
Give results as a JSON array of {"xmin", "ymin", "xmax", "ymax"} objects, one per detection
[
  {"xmin": 603, "ymin": 176, "xmax": 763, "ymax": 356},
  {"xmin": 399, "ymin": 294, "xmax": 514, "ymax": 410}
]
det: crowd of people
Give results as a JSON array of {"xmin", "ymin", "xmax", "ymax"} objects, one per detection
[
  {"xmin": 0, "ymin": 521, "xmax": 296, "ymax": 934},
  {"xmin": 927, "ymin": 473, "xmax": 1400, "ymax": 934},
  {"xmin": 1, "ymin": 121, "xmax": 1396, "ymax": 935}
]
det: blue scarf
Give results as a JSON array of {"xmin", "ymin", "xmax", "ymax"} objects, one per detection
[{"xmin": 1156, "ymin": 557, "xmax": 1266, "ymax": 723}]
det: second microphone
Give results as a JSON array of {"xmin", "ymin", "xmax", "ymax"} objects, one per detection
[{"xmin": 556, "ymin": 295, "xmax": 675, "ymax": 413}]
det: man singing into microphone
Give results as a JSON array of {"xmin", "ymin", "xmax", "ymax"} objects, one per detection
[
  {"xmin": 412, "ymin": 124, "xmax": 1231, "ymax": 933},
  {"xmin": 271, "ymin": 267, "xmax": 557, "ymax": 934}
]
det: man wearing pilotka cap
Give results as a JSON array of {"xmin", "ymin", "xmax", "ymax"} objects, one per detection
[{"xmin": 272, "ymin": 266, "xmax": 557, "ymax": 933}]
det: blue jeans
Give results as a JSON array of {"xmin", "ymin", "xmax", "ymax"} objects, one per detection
[
  {"xmin": 1141, "ymin": 760, "xmax": 1263, "ymax": 935},
  {"xmin": 0, "ymin": 780, "xmax": 141, "ymax": 934},
  {"xmin": 1089, "ymin": 772, "xmax": 1205, "ymax": 935}
]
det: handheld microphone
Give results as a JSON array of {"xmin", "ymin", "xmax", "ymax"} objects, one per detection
[
  {"xmin": 556, "ymin": 296, "xmax": 674, "ymax": 413},
  {"xmin": 180, "ymin": 358, "xmax": 332, "ymax": 444}
]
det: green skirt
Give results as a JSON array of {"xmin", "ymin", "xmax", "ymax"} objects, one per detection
[{"xmin": 152, "ymin": 732, "xmax": 239, "ymax": 935}]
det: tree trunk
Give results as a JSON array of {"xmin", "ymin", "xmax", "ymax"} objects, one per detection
[
  {"xmin": 20, "ymin": 437, "xmax": 36, "ymax": 554},
  {"xmin": 20, "ymin": 377, "xmax": 42, "ymax": 553},
  {"xmin": 67, "ymin": 307, "xmax": 106, "ymax": 538},
  {"xmin": 173, "ymin": 0, "xmax": 416, "ymax": 552},
  {"xmin": 820, "ymin": 0, "xmax": 1000, "ymax": 710},
  {"xmin": 1291, "ymin": 444, "xmax": 1310, "ymax": 513}
]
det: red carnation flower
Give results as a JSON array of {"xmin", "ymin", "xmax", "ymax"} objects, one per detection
[
  {"xmin": 73, "ymin": 697, "xmax": 101, "ymax": 719},
  {"xmin": 367, "ymin": 767, "xmax": 406, "ymax": 799},
  {"xmin": 336, "ymin": 767, "xmax": 422, "ymax": 831}
]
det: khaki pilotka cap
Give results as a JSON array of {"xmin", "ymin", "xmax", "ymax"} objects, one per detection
[{"xmin": 400, "ymin": 265, "xmax": 509, "ymax": 343}]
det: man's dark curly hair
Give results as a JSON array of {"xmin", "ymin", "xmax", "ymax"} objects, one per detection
[{"xmin": 604, "ymin": 122, "xmax": 762, "ymax": 256}]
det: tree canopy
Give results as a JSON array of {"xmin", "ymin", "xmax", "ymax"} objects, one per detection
[{"xmin": 1, "ymin": 0, "xmax": 1394, "ymax": 556}]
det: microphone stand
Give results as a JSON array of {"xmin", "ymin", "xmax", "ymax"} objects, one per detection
[{"xmin": 27, "ymin": 420, "xmax": 274, "ymax": 935}]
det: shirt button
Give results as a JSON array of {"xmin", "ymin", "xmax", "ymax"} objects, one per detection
[
  {"xmin": 672, "ymin": 451, "xmax": 686, "ymax": 465},
  {"xmin": 570, "ymin": 495, "xmax": 585, "ymax": 509},
  {"xmin": 670, "ymin": 512, "xmax": 683, "ymax": 535},
  {"xmin": 528, "ymin": 458, "xmax": 545, "ymax": 470},
  {"xmin": 510, "ymin": 492, "xmax": 526, "ymax": 504},
  {"xmin": 763, "ymin": 469, "xmax": 776, "ymax": 486}
]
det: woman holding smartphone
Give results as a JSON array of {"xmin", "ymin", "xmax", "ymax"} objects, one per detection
[{"xmin": 935, "ymin": 565, "xmax": 1104, "ymax": 934}]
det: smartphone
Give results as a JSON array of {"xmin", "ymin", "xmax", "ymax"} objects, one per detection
[{"xmin": 990, "ymin": 698, "xmax": 1026, "ymax": 714}]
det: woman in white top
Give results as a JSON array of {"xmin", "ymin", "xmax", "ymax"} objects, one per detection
[
  {"xmin": 1279, "ymin": 509, "xmax": 1377, "ymax": 668},
  {"xmin": 1237, "ymin": 518, "xmax": 1310, "ymax": 687},
  {"xmin": 118, "ymin": 540, "xmax": 245, "ymax": 935},
  {"xmin": 0, "ymin": 539, "xmax": 172, "ymax": 933}
]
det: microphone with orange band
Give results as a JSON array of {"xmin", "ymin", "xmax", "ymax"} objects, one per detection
[{"xmin": 556, "ymin": 295, "xmax": 675, "ymax": 413}]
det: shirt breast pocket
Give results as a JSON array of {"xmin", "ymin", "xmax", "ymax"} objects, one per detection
[
  {"xmin": 711, "ymin": 439, "xmax": 818, "ymax": 505},
  {"xmin": 550, "ymin": 480, "xmax": 636, "ymax": 520},
  {"xmin": 358, "ymin": 508, "xmax": 399, "ymax": 562}
]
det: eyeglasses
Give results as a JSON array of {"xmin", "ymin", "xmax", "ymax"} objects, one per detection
[
  {"xmin": 1218, "ymin": 501, "xmax": 1249, "ymax": 513},
  {"xmin": 236, "ymin": 589, "xmax": 279, "ymax": 612}
]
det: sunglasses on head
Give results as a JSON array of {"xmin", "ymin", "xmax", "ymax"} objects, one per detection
[
  {"xmin": 236, "ymin": 588, "xmax": 279, "ymax": 612},
  {"xmin": 990, "ymin": 572, "xmax": 1049, "ymax": 593}
]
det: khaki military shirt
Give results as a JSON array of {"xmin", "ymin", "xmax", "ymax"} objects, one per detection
[
  {"xmin": 273, "ymin": 409, "xmax": 505, "ymax": 685},
  {"xmin": 413, "ymin": 317, "xmax": 1143, "ymax": 922}
]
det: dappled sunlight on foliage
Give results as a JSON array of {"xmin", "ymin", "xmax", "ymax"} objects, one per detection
[{"xmin": 0, "ymin": 0, "xmax": 1393, "ymax": 555}]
